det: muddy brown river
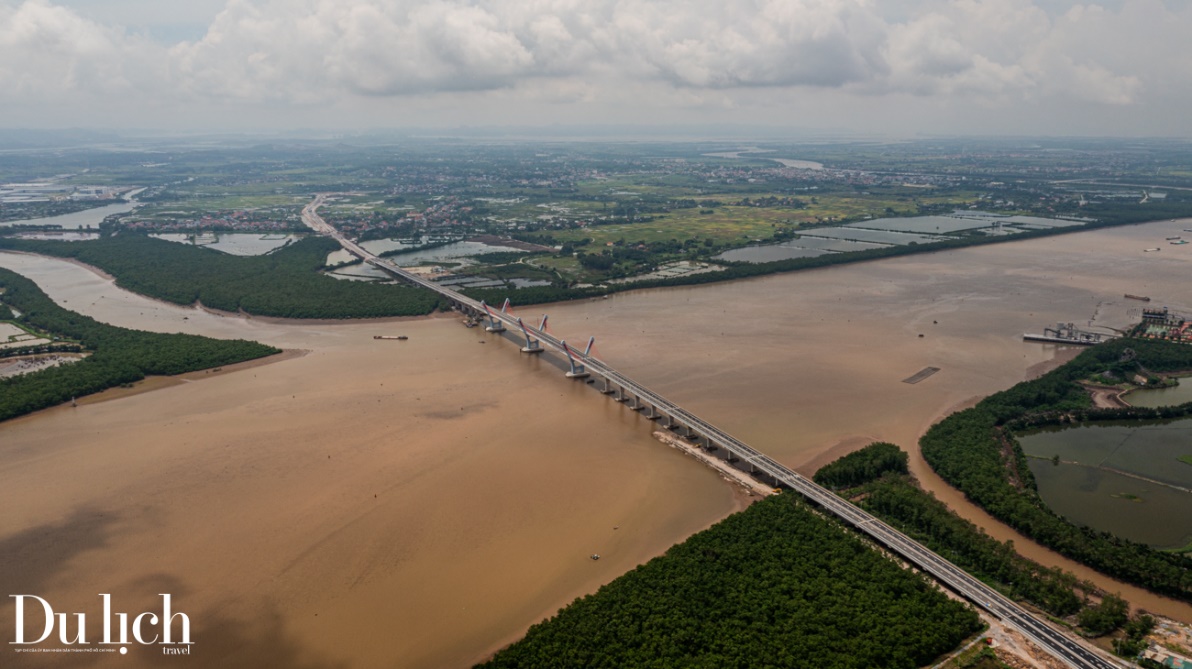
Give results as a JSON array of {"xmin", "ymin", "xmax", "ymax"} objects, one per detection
[{"xmin": 2, "ymin": 218, "xmax": 1192, "ymax": 667}]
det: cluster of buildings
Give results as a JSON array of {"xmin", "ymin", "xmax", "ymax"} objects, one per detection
[
  {"xmin": 1136, "ymin": 307, "xmax": 1192, "ymax": 343},
  {"xmin": 121, "ymin": 210, "xmax": 299, "ymax": 233}
]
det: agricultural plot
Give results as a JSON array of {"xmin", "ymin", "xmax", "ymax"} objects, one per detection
[
  {"xmin": 782, "ymin": 236, "xmax": 887, "ymax": 253},
  {"xmin": 715, "ymin": 244, "xmax": 829, "ymax": 263},
  {"xmin": 805, "ymin": 227, "xmax": 941, "ymax": 245},
  {"xmin": 1002, "ymin": 215, "xmax": 1087, "ymax": 227},
  {"xmin": 0, "ymin": 322, "xmax": 51, "ymax": 349},
  {"xmin": 847, "ymin": 215, "xmax": 993, "ymax": 235}
]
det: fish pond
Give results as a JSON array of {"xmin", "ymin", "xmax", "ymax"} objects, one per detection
[
  {"xmin": 1018, "ymin": 418, "xmax": 1192, "ymax": 550},
  {"xmin": 1127, "ymin": 378, "xmax": 1192, "ymax": 408}
]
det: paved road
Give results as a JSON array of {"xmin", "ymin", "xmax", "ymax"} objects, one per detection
[{"xmin": 302, "ymin": 198, "xmax": 1127, "ymax": 669}]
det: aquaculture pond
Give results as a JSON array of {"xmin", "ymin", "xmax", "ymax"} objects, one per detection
[
  {"xmin": 1127, "ymin": 378, "xmax": 1192, "ymax": 408},
  {"xmin": 1019, "ymin": 418, "xmax": 1192, "ymax": 550}
]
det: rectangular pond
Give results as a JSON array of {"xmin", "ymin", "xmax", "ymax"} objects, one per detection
[{"xmin": 805, "ymin": 227, "xmax": 941, "ymax": 245}]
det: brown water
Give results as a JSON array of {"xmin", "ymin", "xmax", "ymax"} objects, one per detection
[
  {"xmin": 3, "ymin": 218, "xmax": 1192, "ymax": 668},
  {"xmin": 0, "ymin": 256, "xmax": 742, "ymax": 668}
]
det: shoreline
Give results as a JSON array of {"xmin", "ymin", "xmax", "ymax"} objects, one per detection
[{"xmin": 2, "ymin": 348, "xmax": 307, "ymax": 426}]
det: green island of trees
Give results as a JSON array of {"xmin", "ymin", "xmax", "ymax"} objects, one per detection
[
  {"xmin": 920, "ymin": 338, "xmax": 1192, "ymax": 602},
  {"xmin": 0, "ymin": 235, "xmax": 443, "ymax": 319},
  {"xmin": 0, "ymin": 268, "xmax": 280, "ymax": 423},
  {"xmin": 479, "ymin": 493, "xmax": 981, "ymax": 669}
]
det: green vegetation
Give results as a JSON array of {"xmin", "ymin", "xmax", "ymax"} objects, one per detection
[
  {"xmin": 1112, "ymin": 614, "xmax": 1156, "ymax": 658},
  {"xmin": 813, "ymin": 441, "xmax": 908, "ymax": 490},
  {"xmin": 944, "ymin": 643, "xmax": 1010, "ymax": 669},
  {"xmin": 1179, "ymin": 455, "xmax": 1192, "ymax": 467},
  {"xmin": 0, "ymin": 268, "xmax": 279, "ymax": 423},
  {"xmin": 1075, "ymin": 594, "xmax": 1128, "ymax": 637},
  {"xmin": 817, "ymin": 443, "xmax": 1091, "ymax": 619},
  {"xmin": 480, "ymin": 494, "xmax": 981, "ymax": 669},
  {"xmin": 921, "ymin": 338, "xmax": 1192, "ymax": 602},
  {"xmin": 0, "ymin": 235, "xmax": 443, "ymax": 319}
]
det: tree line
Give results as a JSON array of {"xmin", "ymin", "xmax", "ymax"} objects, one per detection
[{"xmin": 0, "ymin": 268, "xmax": 279, "ymax": 423}]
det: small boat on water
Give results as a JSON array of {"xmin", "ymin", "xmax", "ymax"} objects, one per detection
[
  {"xmin": 1125, "ymin": 294, "xmax": 1151, "ymax": 302},
  {"xmin": 1144, "ymin": 248, "xmax": 1161, "ymax": 252},
  {"xmin": 1173, "ymin": 240, "xmax": 1189, "ymax": 246},
  {"xmin": 1167, "ymin": 236, "xmax": 1182, "ymax": 240},
  {"xmin": 373, "ymin": 335, "xmax": 409, "ymax": 340},
  {"xmin": 590, "ymin": 554, "xmax": 600, "ymax": 561}
]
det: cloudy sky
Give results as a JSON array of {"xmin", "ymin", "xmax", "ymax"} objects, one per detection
[{"xmin": 1, "ymin": 0, "xmax": 1189, "ymax": 136}]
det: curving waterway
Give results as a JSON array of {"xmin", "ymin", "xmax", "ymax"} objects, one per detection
[
  {"xmin": 0, "ymin": 189, "xmax": 143, "ymax": 230},
  {"xmin": 2, "ymin": 216, "xmax": 1192, "ymax": 667}
]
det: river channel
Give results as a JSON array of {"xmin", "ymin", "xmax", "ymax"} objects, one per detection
[{"xmin": 2, "ymin": 216, "xmax": 1192, "ymax": 667}]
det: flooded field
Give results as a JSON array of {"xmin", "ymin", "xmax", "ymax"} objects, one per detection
[
  {"xmin": 3, "ymin": 216, "xmax": 1192, "ymax": 667},
  {"xmin": 1019, "ymin": 419, "xmax": 1192, "ymax": 549},
  {"xmin": 326, "ymin": 239, "xmax": 523, "ymax": 272},
  {"xmin": 716, "ymin": 212, "xmax": 1093, "ymax": 264}
]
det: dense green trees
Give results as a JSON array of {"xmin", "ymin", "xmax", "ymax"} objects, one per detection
[
  {"xmin": 813, "ymin": 442, "xmax": 908, "ymax": 490},
  {"xmin": 0, "ymin": 235, "xmax": 443, "ymax": 319},
  {"xmin": 0, "ymin": 268, "xmax": 279, "ymax": 423},
  {"xmin": 813, "ymin": 443, "xmax": 1088, "ymax": 618},
  {"xmin": 921, "ymin": 338, "xmax": 1192, "ymax": 601},
  {"xmin": 480, "ymin": 494, "xmax": 981, "ymax": 669},
  {"xmin": 1076, "ymin": 595, "xmax": 1129, "ymax": 637}
]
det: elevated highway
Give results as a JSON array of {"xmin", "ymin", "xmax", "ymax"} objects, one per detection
[{"xmin": 303, "ymin": 198, "xmax": 1126, "ymax": 669}]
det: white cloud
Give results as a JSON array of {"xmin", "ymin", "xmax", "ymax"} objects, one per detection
[
  {"xmin": 0, "ymin": 0, "xmax": 163, "ymax": 99},
  {"xmin": 0, "ymin": 0, "xmax": 1189, "ymax": 133}
]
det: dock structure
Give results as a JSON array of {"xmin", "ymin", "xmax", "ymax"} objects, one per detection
[
  {"xmin": 1024, "ymin": 322, "xmax": 1116, "ymax": 346},
  {"xmin": 302, "ymin": 196, "xmax": 1127, "ymax": 669}
]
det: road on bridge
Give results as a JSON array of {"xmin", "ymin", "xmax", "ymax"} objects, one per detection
[{"xmin": 301, "ymin": 197, "xmax": 1127, "ymax": 669}]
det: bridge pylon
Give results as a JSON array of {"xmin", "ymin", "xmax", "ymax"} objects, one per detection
[
  {"xmin": 480, "ymin": 300, "xmax": 506, "ymax": 333},
  {"xmin": 560, "ymin": 339, "xmax": 590, "ymax": 379},
  {"xmin": 516, "ymin": 318, "xmax": 544, "ymax": 353}
]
